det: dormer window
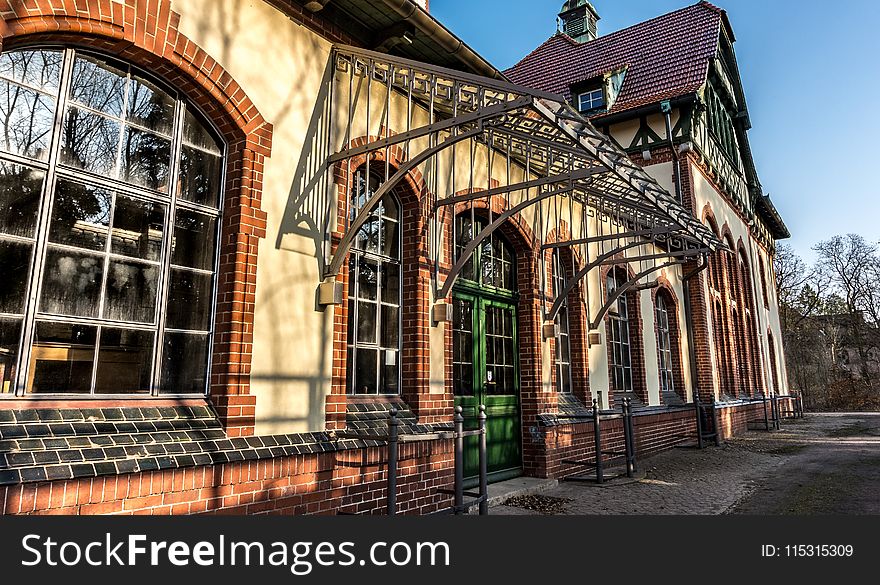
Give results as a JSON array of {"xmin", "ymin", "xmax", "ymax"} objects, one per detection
[{"xmin": 577, "ymin": 87, "xmax": 605, "ymax": 112}]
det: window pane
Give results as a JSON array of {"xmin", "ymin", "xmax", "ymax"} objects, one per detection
[
  {"xmin": 103, "ymin": 260, "xmax": 160, "ymax": 323},
  {"xmin": 95, "ymin": 327, "xmax": 153, "ymax": 394},
  {"xmin": 179, "ymin": 144, "xmax": 222, "ymax": 208},
  {"xmin": 381, "ymin": 263, "xmax": 399, "ymax": 304},
  {"xmin": 171, "ymin": 209, "xmax": 216, "ymax": 271},
  {"xmin": 380, "ymin": 216, "xmax": 399, "ymax": 259},
  {"xmin": 160, "ymin": 331, "xmax": 209, "ymax": 394},
  {"xmin": 354, "ymin": 348, "xmax": 377, "ymax": 394},
  {"xmin": 166, "ymin": 268, "xmax": 213, "ymax": 331},
  {"xmin": 49, "ymin": 180, "xmax": 112, "ymax": 251},
  {"xmin": 357, "ymin": 258, "xmax": 378, "ymax": 300},
  {"xmin": 110, "ymin": 195, "xmax": 166, "ymax": 261},
  {"xmin": 39, "ymin": 248, "xmax": 103, "ymax": 318},
  {"xmin": 29, "ymin": 321, "xmax": 97, "ymax": 394},
  {"xmin": 0, "ymin": 79, "xmax": 56, "ymax": 160},
  {"xmin": 182, "ymin": 107, "xmax": 222, "ymax": 155},
  {"xmin": 0, "ymin": 49, "xmax": 62, "ymax": 92},
  {"xmin": 357, "ymin": 301, "xmax": 377, "ymax": 344},
  {"xmin": 0, "ymin": 239, "xmax": 33, "ymax": 314},
  {"xmin": 0, "ymin": 162, "xmax": 45, "ymax": 239},
  {"xmin": 381, "ymin": 305, "xmax": 398, "ymax": 348},
  {"xmin": 120, "ymin": 125, "xmax": 171, "ymax": 191},
  {"xmin": 356, "ymin": 216, "xmax": 380, "ymax": 254},
  {"xmin": 69, "ymin": 55, "xmax": 126, "ymax": 117},
  {"xmin": 61, "ymin": 107, "xmax": 121, "ymax": 176},
  {"xmin": 0, "ymin": 317, "xmax": 22, "ymax": 393},
  {"xmin": 380, "ymin": 350, "xmax": 399, "ymax": 394},
  {"xmin": 127, "ymin": 75, "xmax": 175, "ymax": 136}
]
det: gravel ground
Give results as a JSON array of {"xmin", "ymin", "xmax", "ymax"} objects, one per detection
[{"xmin": 492, "ymin": 413, "xmax": 880, "ymax": 515}]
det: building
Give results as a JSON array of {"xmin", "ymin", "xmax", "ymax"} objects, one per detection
[{"xmin": 0, "ymin": 0, "xmax": 791, "ymax": 515}]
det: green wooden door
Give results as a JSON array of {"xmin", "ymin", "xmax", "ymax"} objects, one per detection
[{"xmin": 453, "ymin": 293, "xmax": 522, "ymax": 482}]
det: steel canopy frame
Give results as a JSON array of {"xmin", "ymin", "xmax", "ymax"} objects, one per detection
[{"xmin": 323, "ymin": 44, "xmax": 722, "ymax": 319}]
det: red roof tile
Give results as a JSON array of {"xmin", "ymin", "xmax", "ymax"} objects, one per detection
[{"xmin": 505, "ymin": 1, "xmax": 723, "ymax": 117}]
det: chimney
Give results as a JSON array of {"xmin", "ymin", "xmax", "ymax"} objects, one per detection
[
  {"xmin": 414, "ymin": 0, "xmax": 429, "ymax": 12},
  {"xmin": 558, "ymin": 0, "xmax": 600, "ymax": 43}
]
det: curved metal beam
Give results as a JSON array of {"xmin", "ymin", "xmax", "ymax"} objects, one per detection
[
  {"xmin": 326, "ymin": 126, "xmax": 481, "ymax": 277},
  {"xmin": 589, "ymin": 261, "xmax": 683, "ymax": 330},
  {"xmin": 436, "ymin": 184, "xmax": 577, "ymax": 300},
  {"xmin": 545, "ymin": 240, "xmax": 647, "ymax": 322}
]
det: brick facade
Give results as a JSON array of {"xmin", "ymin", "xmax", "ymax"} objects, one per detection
[{"xmin": 0, "ymin": 0, "xmax": 792, "ymax": 516}]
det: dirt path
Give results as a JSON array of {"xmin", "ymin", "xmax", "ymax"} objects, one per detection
[
  {"xmin": 727, "ymin": 413, "xmax": 880, "ymax": 514},
  {"xmin": 492, "ymin": 413, "xmax": 880, "ymax": 516}
]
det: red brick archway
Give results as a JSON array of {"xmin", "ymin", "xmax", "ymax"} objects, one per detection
[{"xmin": 0, "ymin": 0, "xmax": 274, "ymax": 436}]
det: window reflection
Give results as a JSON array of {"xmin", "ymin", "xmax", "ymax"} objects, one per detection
[
  {"xmin": 29, "ymin": 322, "xmax": 97, "ymax": 394},
  {"xmin": 0, "ymin": 48, "xmax": 225, "ymax": 396}
]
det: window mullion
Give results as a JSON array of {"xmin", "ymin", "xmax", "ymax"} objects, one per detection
[
  {"xmin": 15, "ymin": 47, "xmax": 76, "ymax": 396},
  {"xmin": 151, "ymin": 98, "xmax": 186, "ymax": 396}
]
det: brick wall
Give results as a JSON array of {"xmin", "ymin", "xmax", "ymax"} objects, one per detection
[{"xmin": 1, "ymin": 441, "xmax": 454, "ymax": 516}]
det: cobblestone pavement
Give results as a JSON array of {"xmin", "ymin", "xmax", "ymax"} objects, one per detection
[{"xmin": 492, "ymin": 413, "xmax": 880, "ymax": 515}]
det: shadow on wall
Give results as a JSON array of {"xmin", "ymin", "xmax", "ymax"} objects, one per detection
[{"xmin": 184, "ymin": 2, "xmax": 340, "ymax": 432}]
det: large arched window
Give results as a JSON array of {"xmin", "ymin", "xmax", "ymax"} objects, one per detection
[
  {"xmin": 0, "ymin": 48, "xmax": 224, "ymax": 396},
  {"xmin": 552, "ymin": 250, "xmax": 572, "ymax": 393},
  {"xmin": 346, "ymin": 166, "xmax": 401, "ymax": 394}
]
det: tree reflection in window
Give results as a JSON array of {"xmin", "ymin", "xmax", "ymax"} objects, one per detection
[
  {"xmin": 0, "ymin": 48, "xmax": 225, "ymax": 396},
  {"xmin": 454, "ymin": 214, "xmax": 514, "ymax": 291},
  {"xmin": 346, "ymin": 167, "xmax": 401, "ymax": 395}
]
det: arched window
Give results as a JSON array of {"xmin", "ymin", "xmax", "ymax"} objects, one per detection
[
  {"xmin": 552, "ymin": 250, "xmax": 572, "ymax": 393},
  {"xmin": 655, "ymin": 292, "xmax": 676, "ymax": 396},
  {"xmin": 346, "ymin": 166, "xmax": 401, "ymax": 394},
  {"xmin": 767, "ymin": 330, "xmax": 780, "ymax": 395},
  {"xmin": 758, "ymin": 254, "xmax": 770, "ymax": 308},
  {"xmin": 454, "ymin": 213, "xmax": 515, "ymax": 291},
  {"xmin": 0, "ymin": 48, "xmax": 224, "ymax": 396},
  {"xmin": 606, "ymin": 269, "xmax": 633, "ymax": 394}
]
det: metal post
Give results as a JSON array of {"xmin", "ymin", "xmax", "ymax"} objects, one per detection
[
  {"xmin": 711, "ymin": 395, "xmax": 721, "ymax": 446},
  {"xmin": 694, "ymin": 392, "xmax": 704, "ymax": 450},
  {"xmin": 593, "ymin": 399, "xmax": 604, "ymax": 484},
  {"xmin": 478, "ymin": 404, "xmax": 488, "ymax": 516},
  {"xmin": 387, "ymin": 407, "xmax": 399, "ymax": 516},
  {"xmin": 623, "ymin": 398, "xmax": 635, "ymax": 478},
  {"xmin": 453, "ymin": 405, "xmax": 464, "ymax": 515},
  {"xmin": 762, "ymin": 392, "xmax": 770, "ymax": 431},
  {"xmin": 799, "ymin": 393, "xmax": 805, "ymax": 418}
]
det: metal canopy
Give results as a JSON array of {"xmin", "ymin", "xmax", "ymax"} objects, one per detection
[{"xmin": 324, "ymin": 45, "xmax": 722, "ymax": 328}]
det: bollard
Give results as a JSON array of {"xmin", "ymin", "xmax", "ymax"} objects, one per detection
[
  {"xmin": 387, "ymin": 407, "xmax": 399, "ymax": 516},
  {"xmin": 478, "ymin": 405, "xmax": 488, "ymax": 516},
  {"xmin": 593, "ymin": 399, "xmax": 604, "ymax": 484},
  {"xmin": 453, "ymin": 406, "xmax": 464, "ymax": 515}
]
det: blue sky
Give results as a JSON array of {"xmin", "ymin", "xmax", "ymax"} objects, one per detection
[{"xmin": 432, "ymin": 0, "xmax": 880, "ymax": 264}]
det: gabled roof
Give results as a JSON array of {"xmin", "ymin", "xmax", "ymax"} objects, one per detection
[{"xmin": 505, "ymin": 1, "xmax": 725, "ymax": 116}]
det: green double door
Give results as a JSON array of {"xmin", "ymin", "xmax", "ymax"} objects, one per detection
[{"xmin": 452, "ymin": 292, "xmax": 522, "ymax": 482}]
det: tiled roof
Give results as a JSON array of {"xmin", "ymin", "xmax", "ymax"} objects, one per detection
[{"xmin": 505, "ymin": 1, "xmax": 724, "ymax": 117}]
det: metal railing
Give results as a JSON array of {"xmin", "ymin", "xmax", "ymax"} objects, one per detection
[
  {"xmin": 334, "ymin": 405, "xmax": 488, "ymax": 515},
  {"xmin": 563, "ymin": 398, "xmax": 637, "ymax": 484},
  {"xmin": 694, "ymin": 393, "xmax": 721, "ymax": 448}
]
